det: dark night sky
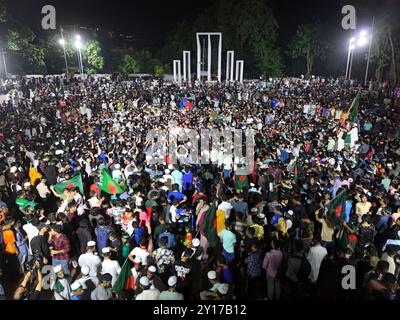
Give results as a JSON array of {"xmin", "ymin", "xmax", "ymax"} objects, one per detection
[{"xmin": 4, "ymin": 0, "xmax": 400, "ymax": 77}]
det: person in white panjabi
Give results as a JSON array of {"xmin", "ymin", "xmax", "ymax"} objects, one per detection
[
  {"xmin": 135, "ymin": 276, "xmax": 160, "ymax": 300},
  {"xmin": 307, "ymin": 237, "xmax": 327, "ymax": 283},
  {"xmin": 78, "ymin": 241, "xmax": 102, "ymax": 277},
  {"xmin": 101, "ymin": 247, "xmax": 121, "ymax": 286}
]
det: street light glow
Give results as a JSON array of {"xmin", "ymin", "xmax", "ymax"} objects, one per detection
[
  {"xmin": 75, "ymin": 34, "xmax": 81, "ymax": 40},
  {"xmin": 360, "ymin": 30, "xmax": 367, "ymax": 37},
  {"xmin": 75, "ymin": 39, "xmax": 82, "ymax": 49},
  {"xmin": 58, "ymin": 38, "xmax": 65, "ymax": 46},
  {"xmin": 357, "ymin": 37, "xmax": 368, "ymax": 47}
]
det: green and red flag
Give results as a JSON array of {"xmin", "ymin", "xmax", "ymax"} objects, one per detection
[
  {"xmin": 54, "ymin": 174, "xmax": 84, "ymax": 194},
  {"xmin": 199, "ymin": 201, "xmax": 219, "ymax": 247},
  {"xmin": 112, "ymin": 259, "xmax": 135, "ymax": 293},
  {"xmin": 327, "ymin": 190, "xmax": 347, "ymax": 227},
  {"xmin": 235, "ymin": 175, "xmax": 249, "ymax": 190},
  {"xmin": 348, "ymin": 91, "xmax": 361, "ymax": 123},
  {"xmin": 99, "ymin": 169, "xmax": 125, "ymax": 194}
]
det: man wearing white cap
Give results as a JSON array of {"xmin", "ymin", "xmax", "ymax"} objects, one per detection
[
  {"xmin": 101, "ymin": 247, "xmax": 121, "ymax": 286},
  {"xmin": 159, "ymin": 276, "xmax": 184, "ymax": 300},
  {"xmin": 200, "ymin": 270, "xmax": 221, "ymax": 300},
  {"xmin": 77, "ymin": 265, "xmax": 99, "ymax": 293},
  {"xmin": 78, "ymin": 241, "xmax": 102, "ymax": 277},
  {"xmin": 51, "ymin": 264, "xmax": 72, "ymax": 300},
  {"xmin": 145, "ymin": 265, "xmax": 167, "ymax": 292},
  {"xmin": 135, "ymin": 276, "xmax": 160, "ymax": 300},
  {"xmin": 70, "ymin": 281, "xmax": 86, "ymax": 300}
]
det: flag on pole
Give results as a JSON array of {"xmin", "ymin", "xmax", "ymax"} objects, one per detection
[
  {"xmin": 199, "ymin": 201, "xmax": 219, "ymax": 247},
  {"xmin": 327, "ymin": 190, "xmax": 347, "ymax": 227},
  {"xmin": 112, "ymin": 259, "xmax": 135, "ymax": 293},
  {"xmin": 54, "ymin": 174, "xmax": 84, "ymax": 194},
  {"xmin": 99, "ymin": 169, "xmax": 125, "ymax": 194},
  {"xmin": 348, "ymin": 91, "xmax": 361, "ymax": 123}
]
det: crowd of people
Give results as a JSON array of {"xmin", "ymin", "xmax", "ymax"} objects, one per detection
[{"xmin": 0, "ymin": 74, "xmax": 399, "ymax": 300}]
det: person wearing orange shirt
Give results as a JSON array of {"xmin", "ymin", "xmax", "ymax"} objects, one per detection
[{"xmin": 1, "ymin": 218, "xmax": 20, "ymax": 280}]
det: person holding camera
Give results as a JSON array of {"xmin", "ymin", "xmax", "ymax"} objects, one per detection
[{"xmin": 13, "ymin": 263, "xmax": 43, "ymax": 300}]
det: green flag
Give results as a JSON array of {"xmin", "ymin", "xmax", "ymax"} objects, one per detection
[
  {"xmin": 54, "ymin": 174, "xmax": 84, "ymax": 194},
  {"xmin": 113, "ymin": 259, "xmax": 135, "ymax": 292},
  {"xmin": 348, "ymin": 91, "xmax": 361, "ymax": 123},
  {"xmin": 200, "ymin": 201, "xmax": 219, "ymax": 247},
  {"xmin": 16, "ymin": 198, "xmax": 38, "ymax": 209},
  {"xmin": 99, "ymin": 169, "xmax": 125, "ymax": 194},
  {"xmin": 327, "ymin": 190, "xmax": 347, "ymax": 227}
]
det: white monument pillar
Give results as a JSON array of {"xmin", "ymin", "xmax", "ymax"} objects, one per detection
[
  {"xmin": 173, "ymin": 60, "xmax": 181, "ymax": 84},
  {"xmin": 235, "ymin": 60, "xmax": 244, "ymax": 83},
  {"xmin": 196, "ymin": 32, "xmax": 222, "ymax": 81},
  {"xmin": 226, "ymin": 51, "xmax": 234, "ymax": 82},
  {"xmin": 182, "ymin": 51, "xmax": 191, "ymax": 82}
]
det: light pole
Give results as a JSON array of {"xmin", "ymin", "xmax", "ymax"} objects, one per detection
[
  {"xmin": 58, "ymin": 38, "xmax": 69, "ymax": 74},
  {"xmin": 59, "ymin": 26, "xmax": 69, "ymax": 74},
  {"xmin": 364, "ymin": 16, "xmax": 375, "ymax": 83},
  {"xmin": 346, "ymin": 30, "xmax": 369, "ymax": 80},
  {"xmin": 74, "ymin": 34, "xmax": 84, "ymax": 76},
  {"xmin": 345, "ymin": 37, "xmax": 355, "ymax": 80}
]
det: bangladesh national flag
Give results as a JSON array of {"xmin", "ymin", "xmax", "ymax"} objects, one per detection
[
  {"xmin": 113, "ymin": 259, "xmax": 135, "ymax": 293},
  {"xmin": 99, "ymin": 169, "xmax": 125, "ymax": 194},
  {"xmin": 54, "ymin": 174, "xmax": 84, "ymax": 194},
  {"xmin": 236, "ymin": 175, "xmax": 249, "ymax": 190},
  {"xmin": 200, "ymin": 201, "xmax": 219, "ymax": 247},
  {"xmin": 348, "ymin": 91, "xmax": 361, "ymax": 123},
  {"xmin": 327, "ymin": 190, "xmax": 347, "ymax": 227}
]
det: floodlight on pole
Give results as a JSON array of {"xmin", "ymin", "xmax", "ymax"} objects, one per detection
[
  {"xmin": 59, "ymin": 26, "xmax": 69, "ymax": 74},
  {"xmin": 74, "ymin": 34, "xmax": 84, "ymax": 76}
]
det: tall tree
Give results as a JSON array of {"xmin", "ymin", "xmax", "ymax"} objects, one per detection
[
  {"xmin": 83, "ymin": 40, "xmax": 104, "ymax": 74},
  {"xmin": 287, "ymin": 24, "xmax": 326, "ymax": 77},
  {"xmin": 118, "ymin": 54, "xmax": 140, "ymax": 75},
  {"xmin": 6, "ymin": 20, "xmax": 46, "ymax": 73}
]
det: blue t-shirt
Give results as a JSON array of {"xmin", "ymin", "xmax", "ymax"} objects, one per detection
[
  {"xmin": 158, "ymin": 232, "xmax": 176, "ymax": 249},
  {"xmin": 168, "ymin": 191, "xmax": 185, "ymax": 203},
  {"xmin": 133, "ymin": 226, "xmax": 145, "ymax": 245},
  {"xmin": 221, "ymin": 267, "xmax": 234, "ymax": 285},
  {"xmin": 182, "ymin": 172, "xmax": 193, "ymax": 191}
]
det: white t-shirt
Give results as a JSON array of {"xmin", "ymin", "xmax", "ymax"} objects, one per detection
[
  {"xmin": 218, "ymin": 201, "xmax": 233, "ymax": 220},
  {"xmin": 24, "ymin": 223, "xmax": 39, "ymax": 255},
  {"xmin": 101, "ymin": 259, "xmax": 121, "ymax": 286},
  {"xmin": 130, "ymin": 247, "xmax": 150, "ymax": 266},
  {"xmin": 78, "ymin": 252, "xmax": 102, "ymax": 277}
]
